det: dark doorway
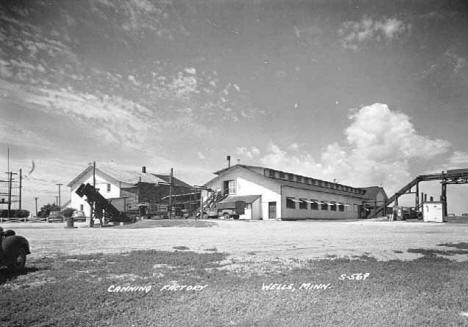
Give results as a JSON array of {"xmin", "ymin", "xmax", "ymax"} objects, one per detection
[{"xmin": 268, "ymin": 202, "xmax": 277, "ymax": 219}]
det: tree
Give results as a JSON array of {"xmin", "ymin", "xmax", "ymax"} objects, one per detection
[
  {"xmin": 62, "ymin": 207, "xmax": 76, "ymax": 218},
  {"xmin": 38, "ymin": 203, "xmax": 60, "ymax": 218},
  {"xmin": 14, "ymin": 209, "xmax": 30, "ymax": 218}
]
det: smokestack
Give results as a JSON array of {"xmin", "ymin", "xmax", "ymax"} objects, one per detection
[
  {"xmin": 142, "ymin": 166, "xmax": 146, "ymax": 173},
  {"xmin": 226, "ymin": 155, "xmax": 231, "ymax": 168}
]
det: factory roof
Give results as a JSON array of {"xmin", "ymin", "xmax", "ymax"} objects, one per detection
[{"xmin": 212, "ymin": 164, "xmax": 375, "ymax": 199}]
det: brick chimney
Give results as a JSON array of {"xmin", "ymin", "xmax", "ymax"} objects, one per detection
[{"xmin": 142, "ymin": 166, "xmax": 146, "ymax": 173}]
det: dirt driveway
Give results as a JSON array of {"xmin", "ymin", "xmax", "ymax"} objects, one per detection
[{"xmin": 4, "ymin": 219, "xmax": 468, "ymax": 262}]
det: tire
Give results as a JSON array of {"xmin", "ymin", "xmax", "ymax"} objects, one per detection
[
  {"xmin": 232, "ymin": 215, "xmax": 239, "ymax": 220},
  {"xmin": 8, "ymin": 247, "xmax": 27, "ymax": 272},
  {"xmin": 223, "ymin": 213, "xmax": 229, "ymax": 220}
]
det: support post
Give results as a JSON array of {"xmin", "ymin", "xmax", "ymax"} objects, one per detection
[
  {"xmin": 199, "ymin": 189, "xmax": 203, "ymax": 220},
  {"xmin": 415, "ymin": 182, "xmax": 419, "ymax": 211},
  {"xmin": 7, "ymin": 171, "xmax": 12, "ymax": 218},
  {"xmin": 441, "ymin": 182, "xmax": 447, "ymax": 217}
]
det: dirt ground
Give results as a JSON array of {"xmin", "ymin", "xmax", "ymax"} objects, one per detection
[{"xmin": 4, "ymin": 219, "xmax": 468, "ymax": 263}]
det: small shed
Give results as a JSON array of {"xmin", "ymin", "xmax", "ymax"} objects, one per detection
[{"xmin": 423, "ymin": 201, "xmax": 445, "ymax": 223}]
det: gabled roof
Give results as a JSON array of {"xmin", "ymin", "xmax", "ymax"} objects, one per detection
[
  {"xmin": 360, "ymin": 186, "xmax": 388, "ymax": 201},
  {"xmin": 214, "ymin": 164, "xmax": 265, "ymax": 175},
  {"xmin": 67, "ymin": 165, "xmax": 192, "ymax": 188},
  {"xmin": 153, "ymin": 174, "xmax": 192, "ymax": 188}
]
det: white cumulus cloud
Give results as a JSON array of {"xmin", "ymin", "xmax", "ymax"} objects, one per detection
[{"xmin": 259, "ymin": 103, "xmax": 451, "ymax": 193}]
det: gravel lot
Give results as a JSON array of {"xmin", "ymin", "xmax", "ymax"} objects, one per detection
[{"xmin": 3, "ymin": 219, "xmax": 468, "ymax": 262}]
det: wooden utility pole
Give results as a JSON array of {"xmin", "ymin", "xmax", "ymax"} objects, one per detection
[
  {"xmin": 90, "ymin": 161, "xmax": 96, "ymax": 227},
  {"xmin": 18, "ymin": 168, "xmax": 22, "ymax": 210},
  {"xmin": 56, "ymin": 183, "xmax": 63, "ymax": 209},
  {"xmin": 7, "ymin": 171, "xmax": 12, "ymax": 218},
  {"xmin": 34, "ymin": 197, "xmax": 38, "ymax": 217},
  {"xmin": 168, "ymin": 168, "xmax": 173, "ymax": 219}
]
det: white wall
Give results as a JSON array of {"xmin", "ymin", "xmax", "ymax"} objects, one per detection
[
  {"xmin": 204, "ymin": 166, "xmax": 365, "ymax": 220},
  {"xmin": 205, "ymin": 167, "xmax": 281, "ymax": 220},
  {"xmin": 281, "ymin": 186, "xmax": 362, "ymax": 219},
  {"xmin": 69, "ymin": 173, "xmax": 122, "ymax": 217}
]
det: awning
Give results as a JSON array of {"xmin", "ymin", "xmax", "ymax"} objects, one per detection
[{"xmin": 217, "ymin": 195, "xmax": 261, "ymax": 209}]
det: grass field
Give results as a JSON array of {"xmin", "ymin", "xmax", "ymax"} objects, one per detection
[{"xmin": 2, "ymin": 243, "xmax": 468, "ymax": 327}]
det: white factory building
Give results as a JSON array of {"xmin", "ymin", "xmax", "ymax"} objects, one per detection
[{"xmin": 203, "ymin": 164, "xmax": 385, "ymax": 220}]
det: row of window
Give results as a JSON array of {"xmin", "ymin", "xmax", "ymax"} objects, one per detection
[
  {"xmin": 265, "ymin": 169, "xmax": 365, "ymax": 195},
  {"xmin": 286, "ymin": 197, "xmax": 347, "ymax": 212}
]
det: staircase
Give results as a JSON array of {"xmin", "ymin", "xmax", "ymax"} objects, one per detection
[{"xmin": 199, "ymin": 191, "xmax": 227, "ymax": 217}]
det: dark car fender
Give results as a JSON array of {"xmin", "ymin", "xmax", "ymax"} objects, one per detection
[{"xmin": 2, "ymin": 235, "xmax": 31, "ymax": 259}]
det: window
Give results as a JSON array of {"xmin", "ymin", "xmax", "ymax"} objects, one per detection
[
  {"xmin": 286, "ymin": 197, "xmax": 296, "ymax": 209},
  {"xmin": 310, "ymin": 200, "xmax": 319, "ymax": 210},
  {"xmin": 223, "ymin": 180, "xmax": 237, "ymax": 195},
  {"xmin": 107, "ymin": 183, "xmax": 111, "ymax": 192},
  {"xmin": 80, "ymin": 204, "xmax": 84, "ymax": 211},
  {"xmin": 321, "ymin": 201, "xmax": 328, "ymax": 210},
  {"xmin": 330, "ymin": 202, "xmax": 337, "ymax": 211},
  {"xmin": 299, "ymin": 199, "xmax": 307, "ymax": 210},
  {"xmin": 279, "ymin": 172, "xmax": 285, "ymax": 179},
  {"xmin": 297, "ymin": 176, "xmax": 302, "ymax": 183},
  {"xmin": 338, "ymin": 203, "xmax": 345, "ymax": 212},
  {"xmin": 288, "ymin": 174, "xmax": 294, "ymax": 181},
  {"xmin": 269, "ymin": 170, "xmax": 276, "ymax": 178}
]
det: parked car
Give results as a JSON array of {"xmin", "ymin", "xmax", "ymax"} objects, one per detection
[
  {"xmin": 47, "ymin": 211, "xmax": 65, "ymax": 223},
  {"xmin": 0, "ymin": 227, "xmax": 31, "ymax": 271},
  {"xmin": 72, "ymin": 210, "xmax": 86, "ymax": 222}
]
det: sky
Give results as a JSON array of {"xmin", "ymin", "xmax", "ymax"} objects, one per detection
[{"xmin": 0, "ymin": 0, "xmax": 467, "ymax": 213}]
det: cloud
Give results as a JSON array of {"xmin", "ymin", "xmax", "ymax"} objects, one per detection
[
  {"xmin": 448, "ymin": 151, "xmax": 468, "ymax": 167},
  {"xmin": 236, "ymin": 146, "xmax": 260, "ymax": 159},
  {"xmin": 22, "ymin": 86, "xmax": 156, "ymax": 146},
  {"xmin": 197, "ymin": 152, "xmax": 206, "ymax": 160},
  {"xmin": 259, "ymin": 103, "xmax": 451, "ymax": 193},
  {"xmin": 168, "ymin": 72, "xmax": 199, "ymax": 98},
  {"xmin": 339, "ymin": 16, "xmax": 410, "ymax": 51},
  {"xmin": 345, "ymin": 104, "xmax": 449, "ymax": 161},
  {"xmin": 185, "ymin": 67, "xmax": 196, "ymax": 75},
  {"xmin": 0, "ymin": 119, "xmax": 54, "ymax": 150}
]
